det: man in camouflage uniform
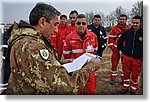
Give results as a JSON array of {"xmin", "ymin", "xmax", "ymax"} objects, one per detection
[{"xmin": 7, "ymin": 3, "xmax": 101, "ymax": 95}]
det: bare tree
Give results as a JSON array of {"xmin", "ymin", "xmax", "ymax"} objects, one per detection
[
  {"xmin": 127, "ymin": 1, "xmax": 143, "ymax": 25},
  {"xmin": 106, "ymin": 6, "xmax": 128, "ymax": 27},
  {"xmin": 131, "ymin": 1, "xmax": 143, "ymax": 17},
  {"xmin": 85, "ymin": 11, "xmax": 105, "ymax": 26},
  {"xmin": 85, "ymin": 11, "xmax": 94, "ymax": 25},
  {"xmin": 109, "ymin": 12, "xmax": 116, "ymax": 26},
  {"xmin": 115, "ymin": 6, "xmax": 127, "ymax": 20}
]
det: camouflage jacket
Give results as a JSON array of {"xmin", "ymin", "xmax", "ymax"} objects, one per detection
[{"xmin": 7, "ymin": 20, "xmax": 96, "ymax": 95}]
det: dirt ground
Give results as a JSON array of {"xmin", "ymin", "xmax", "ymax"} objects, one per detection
[{"xmin": 2, "ymin": 46, "xmax": 143, "ymax": 95}]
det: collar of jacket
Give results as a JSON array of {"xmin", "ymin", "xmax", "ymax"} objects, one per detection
[
  {"xmin": 18, "ymin": 20, "xmax": 35, "ymax": 29},
  {"xmin": 92, "ymin": 23, "xmax": 101, "ymax": 29},
  {"xmin": 116, "ymin": 23, "xmax": 127, "ymax": 28},
  {"xmin": 131, "ymin": 26, "xmax": 143, "ymax": 33},
  {"xmin": 8, "ymin": 20, "xmax": 42, "ymax": 47}
]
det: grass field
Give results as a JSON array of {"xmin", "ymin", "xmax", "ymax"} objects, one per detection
[{"xmin": 2, "ymin": 46, "xmax": 143, "ymax": 95}]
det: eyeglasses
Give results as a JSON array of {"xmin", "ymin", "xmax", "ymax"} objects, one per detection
[{"xmin": 76, "ymin": 22, "xmax": 86, "ymax": 25}]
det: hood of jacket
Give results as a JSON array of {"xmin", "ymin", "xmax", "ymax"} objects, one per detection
[{"xmin": 8, "ymin": 20, "xmax": 42, "ymax": 47}]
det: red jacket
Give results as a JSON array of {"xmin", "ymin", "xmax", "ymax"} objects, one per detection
[
  {"xmin": 57, "ymin": 23, "xmax": 68, "ymax": 59},
  {"xmin": 50, "ymin": 23, "xmax": 68, "ymax": 59},
  {"xmin": 58, "ymin": 23, "xmax": 68, "ymax": 41},
  {"xmin": 66, "ymin": 24, "xmax": 76, "ymax": 36},
  {"xmin": 108, "ymin": 23, "xmax": 130, "ymax": 48},
  {"xmin": 63, "ymin": 29, "xmax": 98, "ymax": 59},
  {"xmin": 50, "ymin": 34, "xmax": 58, "ymax": 49}
]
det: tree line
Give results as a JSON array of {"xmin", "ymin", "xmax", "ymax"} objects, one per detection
[{"xmin": 85, "ymin": 1, "xmax": 143, "ymax": 31}]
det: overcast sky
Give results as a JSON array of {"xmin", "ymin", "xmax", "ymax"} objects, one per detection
[{"xmin": 0, "ymin": 0, "xmax": 142, "ymax": 23}]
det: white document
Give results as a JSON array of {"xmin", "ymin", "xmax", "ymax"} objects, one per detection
[{"xmin": 62, "ymin": 53, "xmax": 96, "ymax": 73}]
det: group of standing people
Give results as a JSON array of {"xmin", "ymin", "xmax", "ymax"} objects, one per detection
[
  {"xmin": 108, "ymin": 15, "xmax": 143, "ymax": 95},
  {"xmin": 50, "ymin": 9, "xmax": 107, "ymax": 95},
  {"xmin": 0, "ymin": 2, "xmax": 143, "ymax": 95}
]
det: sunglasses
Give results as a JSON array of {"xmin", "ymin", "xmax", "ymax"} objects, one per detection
[{"xmin": 76, "ymin": 22, "xmax": 86, "ymax": 25}]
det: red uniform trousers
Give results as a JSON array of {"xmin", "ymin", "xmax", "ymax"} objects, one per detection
[
  {"xmin": 108, "ymin": 24, "xmax": 130, "ymax": 82},
  {"xmin": 78, "ymin": 72, "xmax": 96, "ymax": 95},
  {"xmin": 122, "ymin": 54, "xmax": 142, "ymax": 93},
  {"xmin": 86, "ymin": 72, "xmax": 97, "ymax": 94},
  {"xmin": 110, "ymin": 46, "xmax": 123, "ymax": 81}
]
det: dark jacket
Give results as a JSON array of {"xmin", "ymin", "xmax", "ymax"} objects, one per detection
[
  {"xmin": 117, "ymin": 27, "xmax": 143, "ymax": 59},
  {"xmin": 88, "ymin": 24, "xmax": 107, "ymax": 56},
  {"xmin": 1, "ymin": 26, "xmax": 12, "ymax": 84}
]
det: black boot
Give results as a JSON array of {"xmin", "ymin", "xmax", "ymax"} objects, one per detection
[
  {"xmin": 120, "ymin": 89, "xmax": 128, "ymax": 94},
  {"xmin": 130, "ymin": 91, "xmax": 136, "ymax": 95},
  {"xmin": 110, "ymin": 80, "xmax": 115, "ymax": 85}
]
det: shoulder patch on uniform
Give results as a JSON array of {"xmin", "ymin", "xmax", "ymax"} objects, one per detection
[{"xmin": 39, "ymin": 49, "xmax": 49, "ymax": 60}]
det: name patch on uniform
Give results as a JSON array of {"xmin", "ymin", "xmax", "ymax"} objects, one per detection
[{"xmin": 40, "ymin": 49, "xmax": 49, "ymax": 60}]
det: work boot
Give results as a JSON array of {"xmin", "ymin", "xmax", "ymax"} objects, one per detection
[
  {"xmin": 0, "ymin": 83, "xmax": 8, "ymax": 94},
  {"xmin": 120, "ymin": 89, "xmax": 128, "ymax": 94},
  {"xmin": 130, "ymin": 91, "xmax": 136, "ymax": 95},
  {"xmin": 110, "ymin": 80, "xmax": 115, "ymax": 85}
]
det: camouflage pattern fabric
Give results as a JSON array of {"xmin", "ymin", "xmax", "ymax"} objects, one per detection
[{"xmin": 7, "ymin": 21, "xmax": 97, "ymax": 95}]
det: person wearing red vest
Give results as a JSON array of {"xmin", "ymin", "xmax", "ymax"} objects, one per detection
[
  {"xmin": 118, "ymin": 16, "xmax": 143, "ymax": 95},
  {"xmin": 57, "ymin": 15, "xmax": 68, "ymax": 59},
  {"xmin": 63, "ymin": 14, "xmax": 100, "ymax": 94},
  {"xmin": 108, "ymin": 14, "xmax": 131, "ymax": 85},
  {"xmin": 51, "ymin": 10, "xmax": 78, "ymax": 59},
  {"xmin": 66, "ymin": 10, "xmax": 78, "ymax": 35},
  {"xmin": 49, "ymin": 34, "xmax": 57, "ymax": 50},
  {"xmin": 50, "ymin": 15, "xmax": 68, "ymax": 59}
]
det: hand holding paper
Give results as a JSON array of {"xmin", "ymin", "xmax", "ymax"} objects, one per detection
[{"xmin": 62, "ymin": 53, "xmax": 100, "ymax": 73}]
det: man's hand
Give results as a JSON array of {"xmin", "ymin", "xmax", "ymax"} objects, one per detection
[
  {"xmin": 61, "ymin": 59, "xmax": 74, "ymax": 64},
  {"xmin": 89, "ymin": 58, "xmax": 101, "ymax": 71}
]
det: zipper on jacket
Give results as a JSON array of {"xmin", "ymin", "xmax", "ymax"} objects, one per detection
[{"xmin": 131, "ymin": 31, "xmax": 136, "ymax": 56}]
